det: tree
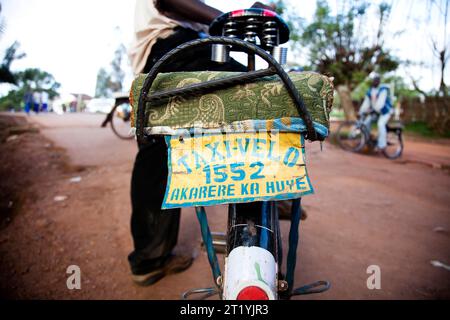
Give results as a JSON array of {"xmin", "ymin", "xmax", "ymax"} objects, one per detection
[
  {"xmin": 277, "ymin": 0, "xmax": 399, "ymax": 120},
  {"xmin": 15, "ymin": 68, "xmax": 60, "ymax": 97},
  {"xmin": 94, "ymin": 44, "xmax": 127, "ymax": 97},
  {"xmin": 110, "ymin": 44, "xmax": 126, "ymax": 93},
  {"xmin": 0, "ymin": 68, "xmax": 60, "ymax": 111},
  {"xmin": 429, "ymin": 0, "xmax": 449, "ymax": 97},
  {"xmin": 95, "ymin": 67, "xmax": 110, "ymax": 98},
  {"xmin": 0, "ymin": 41, "xmax": 26, "ymax": 84}
]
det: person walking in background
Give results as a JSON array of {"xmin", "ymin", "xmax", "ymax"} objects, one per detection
[
  {"xmin": 33, "ymin": 91, "xmax": 41, "ymax": 113},
  {"xmin": 23, "ymin": 90, "xmax": 33, "ymax": 114},
  {"xmin": 40, "ymin": 91, "xmax": 49, "ymax": 112},
  {"xmin": 358, "ymin": 73, "xmax": 394, "ymax": 151}
]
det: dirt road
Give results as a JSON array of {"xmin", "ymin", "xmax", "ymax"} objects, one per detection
[{"xmin": 0, "ymin": 113, "xmax": 449, "ymax": 299}]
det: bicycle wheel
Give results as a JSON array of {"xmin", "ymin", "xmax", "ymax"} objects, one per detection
[
  {"xmin": 383, "ymin": 130, "xmax": 403, "ymax": 159},
  {"xmin": 336, "ymin": 121, "xmax": 367, "ymax": 152},
  {"xmin": 110, "ymin": 101, "xmax": 134, "ymax": 140}
]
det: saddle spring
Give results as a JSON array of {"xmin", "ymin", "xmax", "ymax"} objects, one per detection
[
  {"xmin": 223, "ymin": 21, "xmax": 239, "ymax": 38},
  {"xmin": 262, "ymin": 21, "xmax": 278, "ymax": 48}
]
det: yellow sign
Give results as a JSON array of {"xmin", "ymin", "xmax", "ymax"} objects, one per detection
[{"xmin": 162, "ymin": 132, "xmax": 313, "ymax": 209}]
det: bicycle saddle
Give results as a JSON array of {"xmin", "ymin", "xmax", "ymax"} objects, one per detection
[{"xmin": 209, "ymin": 8, "xmax": 290, "ymax": 49}]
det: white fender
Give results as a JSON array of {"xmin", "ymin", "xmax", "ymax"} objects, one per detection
[{"xmin": 223, "ymin": 246, "xmax": 277, "ymax": 300}]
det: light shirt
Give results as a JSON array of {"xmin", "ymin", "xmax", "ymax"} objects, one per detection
[
  {"xmin": 359, "ymin": 86, "xmax": 388, "ymax": 114},
  {"xmin": 33, "ymin": 92, "xmax": 41, "ymax": 103},
  {"xmin": 41, "ymin": 91, "xmax": 49, "ymax": 104},
  {"xmin": 128, "ymin": 0, "xmax": 209, "ymax": 74}
]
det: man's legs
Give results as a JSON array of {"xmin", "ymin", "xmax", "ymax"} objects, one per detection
[
  {"xmin": 128, "ymin": 137, "xmax": 181, "ymax": 276},
  {"xmin": 128, "ymin": 27, "xmax": 246, "ymax": 283},
  {"xmin": 362, "ymin": 114, "xmax": 373, "ymax": 132},
  {"xmin": 377, "ymin": 113, "xmax": 392, "ymax": 149}
]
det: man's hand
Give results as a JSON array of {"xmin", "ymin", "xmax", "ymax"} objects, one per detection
[
  {"xmin": 156, "ymin": 0, "xmax": 222, "ymax": 25},
  {"xmin": 156, "ymin": 1, "xmax": 277, "ymax": 26},
  {"xmin": 251, "ymin": 2, "xmax": 277, "ymax": 11}
]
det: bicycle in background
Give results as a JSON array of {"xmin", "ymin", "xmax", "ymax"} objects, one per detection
[
  {"xmin": 101, "ymin": 93, "xmax": 133, "ymax": 140},
  {"xmin": 336, "ymin": 111, "xmax": 404, "ymax": 159}
]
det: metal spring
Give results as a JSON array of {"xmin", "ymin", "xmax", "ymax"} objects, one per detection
[
  {"xmin": 262, "ymin": 21, "xmax": 278, "ymax": 48},
  {"xmin": 223, "ymin": 21, "xmax": 239, "ymax": 38},
  {"xmin": 244, "ymin": 18, "xmax": 259, "ymax": 44}
]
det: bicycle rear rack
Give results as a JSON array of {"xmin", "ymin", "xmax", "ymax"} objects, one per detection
[
  {"xmin": 136, "ymin": 37, "xmax": 322, "ymax": 144},
  {"xmin": 136, "ymin": 36, "xmax": 329, "ymax": 300}
]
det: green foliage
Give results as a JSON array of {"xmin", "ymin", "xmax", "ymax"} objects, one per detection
[
  {"xmin": 2, "ymin": 41, "xmax": 26, "ymax": 70},
  {"xmin": 94, "ymin": 44, "xmax": 127, "ymax": 98},
  {"xmin": 305, "ymin": 0, "xmax": 398, "ymax": 87},
  {"xmin": 278, "ymin": 0, "xmax": 399, "ymax": 89},
  {"xmin": 95, "ymin": 68, "xmax": 110, "ymax": 98},
  {"xmin": 15, "ymin": 68, "xmax": 60, "ymax": 98},
  {"xmin": 0, "ymin": 41, "xmax": 26, "ymax": 84},
  {"xmin": 405, "ymin": 121, "xmax": 450, "ymax": 139},
  {"xmin": 0, "ymin": 89, "xmax": 22, "ymax": 111},
  {"xmin": 0, "ymin": 68, "xmax": 61, "ymax": 111},
  {"xmin": 273, "ymin": 0, "xmax": 305, "ymax": 49}
]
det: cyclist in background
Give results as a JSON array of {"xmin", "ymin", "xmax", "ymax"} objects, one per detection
[{"xmin": 358, "ymin": 73, "xmax": 394, "ymax": 152}]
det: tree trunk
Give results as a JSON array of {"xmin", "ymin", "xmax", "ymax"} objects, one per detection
[
  {"xmin": 337, "ymin": 85, "xmax": 357, "ymax": 121},
  {"xmin": 439, "ymin": 48, "xmax": 447, "ymax": 97}
]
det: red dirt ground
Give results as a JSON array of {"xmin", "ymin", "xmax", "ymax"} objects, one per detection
[{"xmin": 0, "ymin": 113, "xmax": 449, "ymax": 299}]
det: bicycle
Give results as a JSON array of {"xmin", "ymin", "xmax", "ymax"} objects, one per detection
[
  {"xmin": 101, "ymin": 93, "xmax": 134, "ymax": 140},
  {"xmin": 135, "ymin": 8, "xmax": 331, "ymax": 300},
  {"xmin": 336, "ymin": 111, "xmax": 404, "ymax": 159}
]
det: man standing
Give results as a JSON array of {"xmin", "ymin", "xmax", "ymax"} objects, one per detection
[
  {"xmin": 128, "ymin": 0, "xmax": 273, "ymax": 286},
  {"xmin": 358, "ymin": 74, "xmax": 394, "ymax": 151}
]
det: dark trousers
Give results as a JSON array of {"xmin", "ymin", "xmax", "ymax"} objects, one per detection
[{"xmin": 129, "ymin": 27, "xmax": 246, "ymax": 275}]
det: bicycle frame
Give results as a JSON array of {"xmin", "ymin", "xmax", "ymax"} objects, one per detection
[
  {"xmin": 135, "ymin": 11, "xmax": 330, "ymax": 300},
  {"xmin": 338, "ymin": 112, "xmax": 404, "ymax": 159}
]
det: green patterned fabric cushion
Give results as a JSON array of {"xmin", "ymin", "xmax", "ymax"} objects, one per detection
[{"xmin": 130, "ymin": 71, "xmax": 334, "ymax": 134}]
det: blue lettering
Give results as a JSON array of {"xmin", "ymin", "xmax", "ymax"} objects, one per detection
[
  {"xmin": 250, "ymin": 183, "xmax": 260, "ymax": 195},
  {"xmin": 286, "ymin": 179, "xmax": 295, "ymax": 191},
  {"xmin": 199, "ymin": 186, "xmax": 207, "ymax": 199},
  {"xmin": 227, "ymin": 184, "xmax": 235, "ymax": 196},
  {"xmin": 189, "ymin": 187, "xmax": 198, "ymax": 200},
  {"xmin": 283, "ymin": 147, "xmax": 300, "ymax": 167},
  {"xmin": 296, "ymin": 178, "xmax": 306, "ymax": 190},
  {"xmin": 252, "ymin": 138, "xmax": 266, "ymax": 158},
  {"xmin": 276, "ymin": 181, "xmax": 285, "ymax": 192},
  {"xmin": 241, "ymin": 183, "xmax": 249, "ymax": 195},
  {"xmin": 177, "ymin": 155, "xmax": 192, "ymax": 173},
  {"xmin": 208, "ymin": 185, "xmax": 217, "ymax": 198},
  {"xmin": 193, "ymin": 151, "xmax": 207, "ymax": 169},
  {"xmin": 218, "ymin": 185, "xmax": 227, "ymax": 197},
  {"xmin": 180, "ymin": 188, "xmax": 188, "ymax": 200},
  {"xmin": 236, "ymin": 138, "xmax": 251, "ymax": 157},
  {"xmin": 170, "ymin": 188, "xmax": 180, "ymax": 201},
  {"xmin": 205, "ymin": 142, "xmax": 225, "ymax": 161},
  {"xmin": 266, "ymin": 181, "xmax": 275, "ymax": 193},
  {"xmin": 223, "ymin": 140, "xmax": 232, "ymax": 158},
  {"xmin": 268, "ymin": 140, "xmax": 280, "ymax": 161}
]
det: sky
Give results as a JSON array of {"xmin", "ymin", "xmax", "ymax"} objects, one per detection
[{"xmin": 0, "ymin": 0, "xmax": 448, "ymax": 97}]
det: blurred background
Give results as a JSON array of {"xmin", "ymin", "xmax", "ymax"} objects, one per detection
[{"xmin": 0, "ymin": 0, "xmax": 449, "ymax": 300}]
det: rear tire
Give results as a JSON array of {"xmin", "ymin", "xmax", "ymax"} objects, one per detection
[
  {"xmin": 382, "ymin": 130, "xmax": 403, "ymax": 159},
  {"xmin": 110, "ymin": 101, "xmax": 134, "ymax": 140},
  {"xmin": 336, "ymin": 121, "xmax": 367, "ymax": 152}
]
